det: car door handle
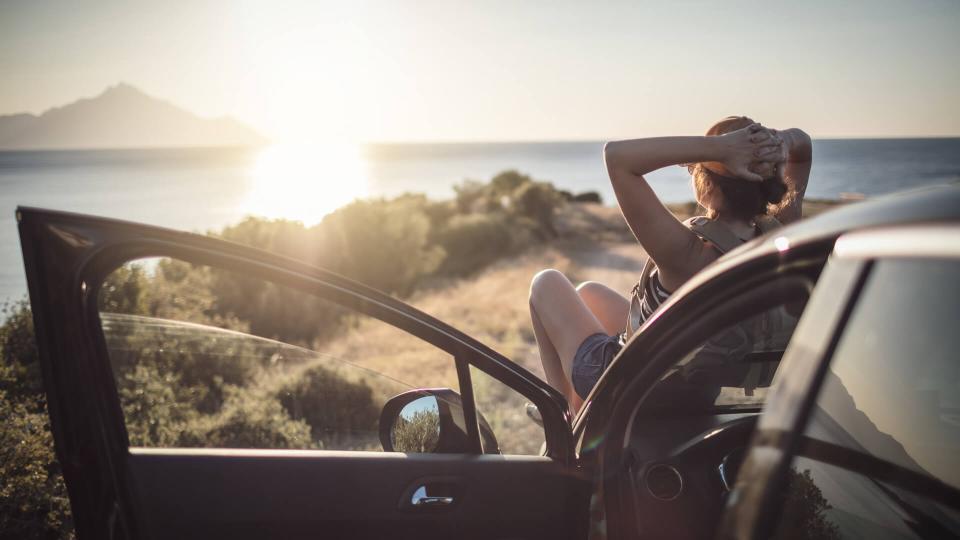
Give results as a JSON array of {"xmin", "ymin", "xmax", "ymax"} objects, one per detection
[{"xmin": 411, "ymin": 485, "xmax": 454, "ymax": 507}]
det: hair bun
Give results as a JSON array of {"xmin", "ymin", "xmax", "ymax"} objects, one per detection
[{"xmin": 761, "ymin": 177, "xmax": 788, "ymax": 205}]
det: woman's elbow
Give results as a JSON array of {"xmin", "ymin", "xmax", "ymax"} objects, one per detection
[
  {"xmin": 787, "ymin": 129, "xmax": 813, "ymax": 161},
  {"xmin": 603, "ymin": 141, "xmax": 627, "ymax": 176},
  {"xmin": 603, "ymin": 140, "xmax": 621, "ymax": 161}
]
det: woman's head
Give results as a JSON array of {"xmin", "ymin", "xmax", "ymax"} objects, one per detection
[{"xmin": 691, "ymin": 116, "xmax": 788, "ymax": 221}]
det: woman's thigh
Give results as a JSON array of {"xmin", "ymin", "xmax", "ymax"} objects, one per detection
[
  {"xmin": 529, "ymin": 269, "xmax": 607, "ymax": 367},
  {"xmin": 576, "ymin": 281, "xmax": 629, "ymax": 336}
]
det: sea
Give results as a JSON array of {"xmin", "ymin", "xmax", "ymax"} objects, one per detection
[{"xmin": 2, "ymin": 138, "xmax": 959, "ymax": 304}]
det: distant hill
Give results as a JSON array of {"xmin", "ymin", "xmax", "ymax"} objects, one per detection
[{"xmin": 0, "ymin": 83, "xmax": 267, "ymax": 150}]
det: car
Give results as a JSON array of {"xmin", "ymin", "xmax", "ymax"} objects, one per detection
[{"xmin": 16, "ymin": 185, "xmax": 960, "ymax": 540}]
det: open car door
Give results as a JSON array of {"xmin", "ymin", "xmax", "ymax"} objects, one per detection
[{"xmin": 17, "ymin": 207, "xmax": 589, "ymax": 540}]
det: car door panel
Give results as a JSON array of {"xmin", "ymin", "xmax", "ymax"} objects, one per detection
[
  {"xmin": 128, "ymin": 450, "xmax": 580, "ymax": 540},
  {"xmin": 17, "ymin": 207, "xmax": 585, "ymax": 540}
]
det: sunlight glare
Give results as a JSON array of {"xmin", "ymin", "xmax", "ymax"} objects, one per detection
[{"xmin": 243, "ymin": 143, "xmax": 370, "ymax": 225}]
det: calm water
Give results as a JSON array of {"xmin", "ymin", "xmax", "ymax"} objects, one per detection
[{"xmin": 2, "ymin": 138, "xmax": 959, "ymax": 303}]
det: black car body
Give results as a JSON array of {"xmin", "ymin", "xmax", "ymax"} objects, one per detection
[{"xmin": 16, "ymin": 185, "xmax": 960, "ymax": 539}]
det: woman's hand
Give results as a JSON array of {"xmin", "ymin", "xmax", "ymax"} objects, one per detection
[
  {"xmin": 713, "ymin": 124, "xmax": 781, "ymax": 182},
  {"xmin": 750, "ymin": 133, "xmax": 788, "ymax": 180}
]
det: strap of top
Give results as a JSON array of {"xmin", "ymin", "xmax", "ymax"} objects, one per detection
[
  {"xmin": 625, "ymin": 215, "xmax": 783, "ymax": 338},
  {"xmin": 685, "ymin": 216, "xmax": 743, "ymax": 253}
]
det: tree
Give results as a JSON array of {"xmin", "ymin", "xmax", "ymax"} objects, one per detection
[
  {"xmin": 392, "ymin": 409, "xmax": 440, "ymax": 453},
  {"xmin": 0, "ymin": 302, "xmax": 73, "ymax": 540},
  {"xmin": 774, "ymin": 468, "xmax": 841, "ymax": 540},
  {"xmin": 512, "ymin": 181, "xmax": 561, "ymax": 238}
]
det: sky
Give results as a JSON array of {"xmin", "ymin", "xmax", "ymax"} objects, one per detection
[{"xmin": 1, "ymin": 0, "xmax": 959, "ymax": 142}]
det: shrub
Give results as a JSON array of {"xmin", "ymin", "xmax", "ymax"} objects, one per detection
[
  {"xmin": 219, "ymin": 217, "xmax": 314, "ymax": 261},
  {"xmin": 572, "ymin": 191, "xmax": 603, "ymax": 204},
  {"xmin": 489, "ymin": 170, "xmax": 532, "ymax": 197},
  {"xmin": 454, "ymin": 180, "xmax": 494, "ymax": 213},
  {"xmin": 0, "ymin": 301, "xmax": 41, "ymax": 406},
  {"xmin": 100, "ymin": 312, "xmax": 264, "ymax": 413},
  {"xmin": 116, "ymin": 364, "xmax": 200, "ymax": 447},
  {"xmin": 0, "ymin": 303, "xmax": 73, "ymax": 540},
  {"xmin": 0, "ymin": 388, "xmax": 73, "ymax": 540},
  {"xmin": 433, "ymin": 214, "xmax": 515, "ymax": 277},
  {"xmin": 316, "ymin": 198, "xmax": 444, "ymax": 296},
  {"xmin": 512, "ymin": 181, "xmax": 561, "ymax": 238},
  {"xmin": 182, "ymin": 386, "xmax": 314, "ymax": 449},
  {"xmin": 278, "ymin": 365, "xmax": 380, "ymax": 449},
  {"xmin": 392, "ymin": 409, "xmax": 440, "ymax": 453},
  {"xmin": 98, "ymin": 264, "xmax": 150, "ymax": 315}
]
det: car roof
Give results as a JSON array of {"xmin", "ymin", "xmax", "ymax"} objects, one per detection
[{"xmin": 767, "ymin": 184, "xmax": 960, "ymax": 246}]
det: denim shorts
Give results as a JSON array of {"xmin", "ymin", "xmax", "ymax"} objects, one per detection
[{"xmin": 571, "ymin": 333, "xmax": 623, "ymax": 400}]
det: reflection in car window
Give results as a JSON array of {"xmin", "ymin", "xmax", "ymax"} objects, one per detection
[
  {"xmin": 98, "ymin": 257, "xmax": 458, "ymax": 451},
  {"xmin": 773, "ymin": 259, "xmax": 960, "ymax": 539},
  {"xmin": 773, "ymin": 457, "xmax": 960, "ymax": 539},
  {"xmin": 804, "ymin": 260, "xmax": 960, "ymax": 489},
  {"xmin": 645, "ymin": 299, "xmax": 804, "ymax": 414}
]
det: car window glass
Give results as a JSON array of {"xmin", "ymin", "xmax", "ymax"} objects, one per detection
[
  {"xmin": 97, "ymin": 257, "xmax": 459, "ymax": 451},
  {"xmin": 772, "ymin": 456, "xmax": 960, "ymax": 539},
  {"xmin": 803, "ymin": 259, "xmax": 960, "ymax": 489},
  {"xmin": 470, "ymin": 366, "xmax": 546, "ymax": 455},
  {"xmin": 644, "ymin": 297, "xmax": 807, "ymax": 414}
]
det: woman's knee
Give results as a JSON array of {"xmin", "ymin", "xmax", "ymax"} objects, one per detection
[
  {"xmin": 530, "ymin": 269, "xmax": 570, "ymax": 305},
  {"xmin": 576, "ymin": 281, "xmax": 604, "ymax": 299},
  {"xmin": 576, "ymin": 281, "xmax": 617, "ymax": 310}
]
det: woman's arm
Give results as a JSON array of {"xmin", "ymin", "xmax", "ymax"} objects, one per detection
[
  {"xmin": 604, "ymin": 126, "xmax": 777, "ymax": 290},
  {"xmin": 771, "ymin": 128, "xmax": 813, "ymax": 224}
]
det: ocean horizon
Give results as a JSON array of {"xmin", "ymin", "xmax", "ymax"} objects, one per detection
[{"xmin": 3, "ymin": 137, "xmax": 959, "ymax": 304}]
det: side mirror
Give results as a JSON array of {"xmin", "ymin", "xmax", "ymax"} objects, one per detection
[{"xmin": 379, "ymin": 388, "xmax": 499, "ymax": 454}]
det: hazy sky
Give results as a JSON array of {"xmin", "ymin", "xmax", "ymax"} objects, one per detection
[{"xmin": 2, "ymin": 0, "xmax": 958, "ymax": 141}]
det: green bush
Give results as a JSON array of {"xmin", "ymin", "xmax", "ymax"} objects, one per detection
[
  {"xmin": 433, "ymin": 214, "xmax": 515, "ymax": 277},
  {"xmin": 182, "ymin": 386, "xmax": 314, "ymax": 449},
  {"xmin": 392, "ymin": 409, "xmax": 440, "ymax": 453},
  {"xmin": 116, "ymin": 364, "xmax": 200, "ymax": 447},
  {"xmin": 489, "ymin": 170, "xmax": 531, "ymax": 198},
  {"xmin": 278, "ymin": 365, "xmax": 380, "ymax": 449},
  {"xmin": 0, "ymin": 301, "xmax": 42, "ymax": 406},
  {"xmin": 572, "ymin": 191, "xmax": 602, "ymax": 204},
  {"xmin": 512, "ymin": 181, "xmax": 561, "ymax": 238},
  {"xmin": 0, "ymin": 303, "xmax": 73, "ymax": 540},
  {"xmin": 0, "ymin": 387, "xmax": 73, "ymax": 540},
  {"xmin": 316, "ymin": 198, "xmax": 444, "ymax": 296}
]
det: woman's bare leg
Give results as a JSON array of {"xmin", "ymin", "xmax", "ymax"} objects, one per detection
[
  {"xmin": 529, "ymin": 306, "xmax": 582, "ymax": 413},
  {"xmin": 575, "ymin": 281, "xmax": 629, "ymax": 336},
  {"xmin": 529, "ymin": 269, "xmax": 608, "ymax": 414}
]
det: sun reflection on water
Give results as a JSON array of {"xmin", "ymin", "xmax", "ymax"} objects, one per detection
[{"xmin": 242, "ymin": 142, "xmax": 370, "ymax": 225}]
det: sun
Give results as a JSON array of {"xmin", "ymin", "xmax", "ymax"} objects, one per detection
[{"xmin": 242, "ymin": 142, "xmax": 370, "ymax": 225}]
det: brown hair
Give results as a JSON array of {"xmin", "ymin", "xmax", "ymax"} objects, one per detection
[{"xmin": 691, "ymin": 116, "xmax": 788, "ymax": 221}]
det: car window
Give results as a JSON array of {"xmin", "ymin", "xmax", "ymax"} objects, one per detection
[
  {"xmin": 772, "ymin": 259, "xmax": 960, "ymax": 538},
  {"xmin": 470, "ymin": 366, "xmax": 546, "ymax": 455},
  {"xmin": 643, "ymin": 297, "xmax": 806, "ymax": 414},
  {"xmin": 97, "ymin": 257, "xmax": 459, "ymax": 451}
]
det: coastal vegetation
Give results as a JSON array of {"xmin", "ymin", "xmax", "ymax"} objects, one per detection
[{"xmin": 0, "ymin": 168, "xmax": 843, "ymax": 539}]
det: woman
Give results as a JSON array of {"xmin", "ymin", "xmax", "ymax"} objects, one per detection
[{"xmin": 529, "ymin": 116, "xmax": 812, "ymax": 414}]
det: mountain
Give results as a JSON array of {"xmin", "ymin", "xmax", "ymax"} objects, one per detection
[{"xmin": 0, "ymin": 83, "xmax": 267, "ymax": 150}]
